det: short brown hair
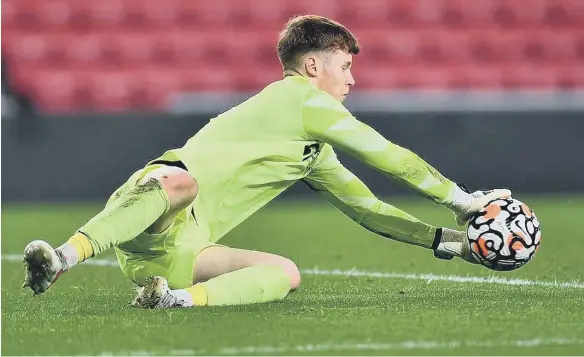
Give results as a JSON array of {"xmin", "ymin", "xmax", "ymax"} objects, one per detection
[{"xmin": 277, "ymin": 15, "xmax": 360, "ymax": 71}]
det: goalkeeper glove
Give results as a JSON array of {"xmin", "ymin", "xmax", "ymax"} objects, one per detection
[
  {"xmin": 432, "ymin": 227, "xmax": 480, "ymax": 263},
  {"xmin": 445, "ymin": 183, "xmax": 512, "ymax": 227}
]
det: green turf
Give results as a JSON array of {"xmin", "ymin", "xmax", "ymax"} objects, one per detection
[{"xmin": 2, "ymin": 195, "xmax": 584, "ymax": 355}]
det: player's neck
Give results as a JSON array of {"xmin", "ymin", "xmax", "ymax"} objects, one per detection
[
  {"xmin": 283, "ymin": 69, "xmax": 320, "ymax": 89},
  {"xmin": 283, "ymin": 69, "xmax": 305, "ymax": 78}
]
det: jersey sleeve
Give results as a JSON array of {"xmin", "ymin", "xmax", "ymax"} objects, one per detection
[
  {"xmin": 303, "ymin": 145, "xmax": 437, "ymax": 248},
  {"xmin": 301, "ymin": 89, "xmax": 456, "ymax": 204}
]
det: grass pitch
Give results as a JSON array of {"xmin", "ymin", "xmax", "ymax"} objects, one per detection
[{"xmin": 2, "ymin": 195, "xmax": 583, "ymax": 355}]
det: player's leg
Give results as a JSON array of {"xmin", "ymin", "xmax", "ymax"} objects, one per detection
[
  {"xmin": 193, "ymin": 246, "xmax": 301, "ymax": 289},
  {"xmin": 187, "ymin": 247, "xmax": 301, "ymax": 305},
  {"xmin": 22, "ymin": 164, "xmax": 198, "ymax": 295},
  {"xmin": 133, "ymin": 247, "xmax": 300, "ymax": 308}
]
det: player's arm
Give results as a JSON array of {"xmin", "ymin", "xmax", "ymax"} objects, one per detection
[
  {"xmin": 301, "ymin": 89, "xmax": 511, "ymax": 225},
  {"xmin": 302, "ymin": 90, "xmax": 457, "ymax": 204},
  {"xmin": 303, "ymin": 144, "xmax": 438, "ymax": 248}
]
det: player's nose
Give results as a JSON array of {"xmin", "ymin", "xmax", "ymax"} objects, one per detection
[{"xmin": 346, "ymin": 73, "xmax": 355, "ymax": 87}]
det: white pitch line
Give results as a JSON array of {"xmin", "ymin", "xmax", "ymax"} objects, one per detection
[
  {"xmin": 303, "ymin": 268, "xmax": 584, "ymax": 289},
  {"xmin": 99, "ymin": 337, "xmax": 584, "ymax": 356},
  {"xmin": 3, "ymin": 253, "xmax": 584, "ymax": 289}
]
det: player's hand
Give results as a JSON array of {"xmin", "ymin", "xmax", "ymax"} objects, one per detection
[{"xmin": 447, "ymin": 184, "xmax": 512, "ymax": 227}]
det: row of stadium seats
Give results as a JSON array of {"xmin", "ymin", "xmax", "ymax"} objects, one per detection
[
  {"xmin": 3, "ymin": 0, "xmax": 584, "ymax": 29},
  {"xmin": 4, "ymin": 29, "xmax": 583, "ymax": 67},
  {"xmin": 2, "ymin": 0, "xmax": 583, "ymax": 112},
  {"xmin": 17, "ymin": 65, "xmax": 584, "ymax": 112}
]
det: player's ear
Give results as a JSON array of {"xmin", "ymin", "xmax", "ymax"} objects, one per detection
[{"xmin": 304, "ymin": 55, "xmax": 318, "ymax": 78}]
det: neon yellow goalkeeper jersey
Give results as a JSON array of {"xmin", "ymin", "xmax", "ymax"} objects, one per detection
[{"xmin": 151, "ymin": 76, "xmax": 456, "ymax": 243}]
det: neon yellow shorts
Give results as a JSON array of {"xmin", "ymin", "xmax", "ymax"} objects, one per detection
[{"xmin": 107, "ymin": 164, "xmax": 219, "ymax": 289}]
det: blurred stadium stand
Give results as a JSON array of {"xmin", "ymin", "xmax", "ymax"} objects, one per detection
[{"xmin": 2, "ymin": 0, "xmax": 584, "ymax": 113}]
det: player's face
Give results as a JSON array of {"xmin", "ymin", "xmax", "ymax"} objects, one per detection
[{"xmin": 317, "ymin": 50, "xmax": 355, "ymax": 102}]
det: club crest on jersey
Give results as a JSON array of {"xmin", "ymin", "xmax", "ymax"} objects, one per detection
[{"xmin": 302, "ymin": 143, "xmax": 321, "ymax": 164}]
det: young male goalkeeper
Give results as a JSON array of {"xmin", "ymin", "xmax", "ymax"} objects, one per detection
[{"xmin": 22, "ymin": 15, "xmax": 510, "ymax": 308}]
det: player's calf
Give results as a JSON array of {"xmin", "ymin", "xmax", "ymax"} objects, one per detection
[{"xmin": 194, "ymin": 246, "xmax": 301, "ymax": 290}]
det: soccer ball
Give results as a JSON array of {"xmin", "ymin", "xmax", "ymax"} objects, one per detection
[{"xmin": 467, "ymin": 197, "xmax": 541, "ymax": 271}]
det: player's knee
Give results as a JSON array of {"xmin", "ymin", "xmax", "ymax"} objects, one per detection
[
  {"xmin": 160, "ymin": 170, "xmax": 198, "ymax": 209},
  {"xmin": 140, "ymin": 167, "xmax": 198, "ymax": 209},
  {"xmin": 280, "ymin": 258, "xmax": 301, "ymax": 291}
]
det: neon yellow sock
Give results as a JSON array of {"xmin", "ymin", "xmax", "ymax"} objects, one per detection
[
  {"xmin": 57, "ymin": 232, "xmax": 95, "ymax": 268},
  {"xmin": 68, "ymin": 232, "xmax": 94, "ymax": 261},
  {"xmin": 185, "ymin": 265, "xmax": 291, "ymax": 306}
]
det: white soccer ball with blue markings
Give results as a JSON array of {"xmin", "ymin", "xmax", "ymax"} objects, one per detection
[{"xmin": 467, "ymin": 198, "xmax": 542, "ymax": 271}]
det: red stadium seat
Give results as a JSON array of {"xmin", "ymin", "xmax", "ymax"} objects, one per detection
[
  {"xmin": 135, "ymin": 70, "xmax": 182, "ymax": 110},
  {"xmin": 3, "ymin": 33, "xmax": 66, "ymax": 65},
  {"xmin": 408, "ymin": 67, "xmax": 452, "ymax": 89},
  {"xmin": 544, "ymin": 29, "xmax": 584, "ymax": 64},
  {"xmin": 88, "ymin": 0, "xmax": 126, "ymax": 29},
  {"xmin": 168, "ymin": 31, "xmax": 213, "ymax": 65},
  {"xmin": 5, "ymin": 0, "xmax": 44, "ymax": 31},
  {"xmin": 115, "ymin": 32, "xmax": 158, "ymax": 65},
  {"xmin": 499, "ymin": 64, "xmax": 558, "ymax": 89},
  {"xmin": 285, "ymin": 0, "xmax": 339, "ymax": 21},
  {"xmin": 338, "ymin": 0, "xmax": 416, "ymax": 28},
  {"xmin": 222, "ymin": 31, "xmax": 279, "ymax": 65},
  {"xmin": 467, "ymin": 29, "xmax": 527, "ymax": 63},
  {"xmin": 2, "ymin": 0, "xmax": 583, "ymax": 112},
  {"xmin": 65, "ymin": 33, "xmax": 105, "ymax": 67},
  {"xmin": 179, "ymin": 67, "xmax": 236, "ymax": 92},
  {"xmin": 89, "ymin": 70, "xmax": 133, "ymax": 112},
  {"xmin": 121, "ymin": 0, "xmax": 180, "ymax": 28},
  {"xmin": 353, "ymin": 67, "xmax": 410, "ymax": 89},
  {"xmin": 545, "ymin": 0, "xmax": 584, "ymax": 27},
  {"xmin": 355, "ymin": 29, "xmax": 420, "ymax": 65},
  {"xmin": 2, "ymin": 0, "xmax": 19, "ymax": 31},
  {"xmin": 26, "ymin": 69, "xmax": 77, "ymax": 112},
  {"xmin": 490, "ymin": 0, "xmax": 547, "ymax": 28},
  {"xmin": 174, "ymin": 0, "xmax": 233, "ymax": 28},
  {"xmin": 557, "ymin": 64, "xmax": 584, "ymax": 89},
  {"xmin": 452, "ymin": 65, "xmax": 505, "ymax": 89},
  {"xmin": 36, "ymin": 0, "xmax": 73, "ymax": 29},
  {"xmin": 7, "ymin": 64, "xmax": 43, "ymax": 98},
  {"xmin": 65, "ymin": 1, "xmax": 93, "ymax": 31},
  {"xmin": 245, "ymin": 0, "xmax": 289, "ymax": 26},
  {"xmin": 439, "ymin": 0, "xmax": 494, "ymax": 28},
  {"xmin": 230, "ymin": 63, "xmax": 283, "ymax": 90}
]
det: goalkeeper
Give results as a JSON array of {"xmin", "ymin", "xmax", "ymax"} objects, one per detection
[{"xmin": 23, "ymin": 15, "xmax": 510, "ymax": 308}]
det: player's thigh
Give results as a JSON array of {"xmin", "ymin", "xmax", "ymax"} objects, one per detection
[{"xmin": 194, "ymin": 246, "xmax": 301, "ymax": 290}]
